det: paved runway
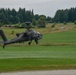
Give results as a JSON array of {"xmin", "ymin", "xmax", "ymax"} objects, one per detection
[{"xmin": 0, "ymin": 70, "xmax": 76, "ymax": 75}]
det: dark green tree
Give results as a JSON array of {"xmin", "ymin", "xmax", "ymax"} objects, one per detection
[
  {"xmin": 54, "ymin": 7, "xmax": 76, "ymax": 23},
  {"xmin": 34, "ymin": 14, "xmax": 40, "ymax": 21},
  {"xmin": 37, "ymin": 16, "xmax": 46, "ymax": 28},
  {"xmin": 46, "ymin": 16, "xmax": 53, "ymax": 23},
  {"xmin": 32, "ymin": 19, "xmax": 37, "ymax": 26}
]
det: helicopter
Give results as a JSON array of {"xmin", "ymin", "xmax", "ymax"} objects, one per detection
[{"xmin": 0, "ymin": 22, "xmax": 42, "ymax": 48}]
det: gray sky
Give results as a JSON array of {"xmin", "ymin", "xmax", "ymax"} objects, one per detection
[{"xmin": 0, "ymin": 0, "xmax": 76, "ymax": 17}]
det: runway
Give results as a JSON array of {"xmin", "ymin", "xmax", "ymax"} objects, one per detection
[{"xmin": 0, "ymin": 70, "xmax": 76, "ymax": 75}]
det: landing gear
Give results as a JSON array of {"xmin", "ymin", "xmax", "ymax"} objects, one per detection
[
  {"xmin": 35, "ymin": 39, "xmax": 38, "ymax": 44},
  {"xmin": 28, "ymin": 42, "xmax": 31, "ymax": 45},
  {"xmin": 28, "ymin": 40, "xmax": 32, "ymax": 45},
  {"xmin": 3, "ymin": 44, "xmax": 5, "ymax": 49}
]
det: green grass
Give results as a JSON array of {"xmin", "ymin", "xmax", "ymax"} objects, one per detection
[
  {"xmin": 0, "ymin": 46, "xmax": 76, "ymax": 59},
  {"xmin": 41, "ymin": 30, "xmax": 76, "ymax": 44},
  {"xmin": 0, "ymin": 46, "xmax": 76, "ymax": 72},
  {"xmin": 0, "ymin": 58, "xmax": 76, "ymax": 72}
]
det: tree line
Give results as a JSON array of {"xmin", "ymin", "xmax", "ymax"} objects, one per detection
[
  {"xmin": 0, "ymin": 8, "xmax": 34, "ymax": 24},
  {"xmin": 54, "ymin": 7, "xmax": 76, "ymax": 23},
  {"xmin": 0, "ymin": 8, "xmax": 52, "ymax": 28},
  {"xmin": 0, "ymin": 7, "xmax": 76, "ymax": 27}
]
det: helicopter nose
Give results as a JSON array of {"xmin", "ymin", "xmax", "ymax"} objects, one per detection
[{"xmin": 38, "ymin": 34, "xmax": 42, "ymax": 39}]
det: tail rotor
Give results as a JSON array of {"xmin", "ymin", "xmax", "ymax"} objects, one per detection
[{"xmin": 0, "ymin": 30, "xmax": 7, "ymax": 48}]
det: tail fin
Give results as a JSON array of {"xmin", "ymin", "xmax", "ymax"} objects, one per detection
[{"xmin": 0, "ymin": 30, "xmax": 7, "ymax": 41}]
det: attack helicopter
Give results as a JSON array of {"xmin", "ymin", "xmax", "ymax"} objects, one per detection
[{"xmin": 0, "ymin": 22, "xmax": 42, "ymax": 48}]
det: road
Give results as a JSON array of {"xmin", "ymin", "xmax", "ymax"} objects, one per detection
[{"xmin": 0, "ymin": 70, "xmax": 76, "ymax": 75}]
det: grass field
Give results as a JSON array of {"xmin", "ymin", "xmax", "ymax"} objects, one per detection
[
  {"xmin": 0, "ymin": 46, "xmax": 76, "ymax": 72},
  {"xmin": 0, "ymin": 23, "xmax": 76, "ymax": 72}
]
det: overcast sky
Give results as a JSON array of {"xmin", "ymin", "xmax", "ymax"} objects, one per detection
[{"xmin": 0, "ymin": 0, "xmax": 76, "ymax": 17}]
